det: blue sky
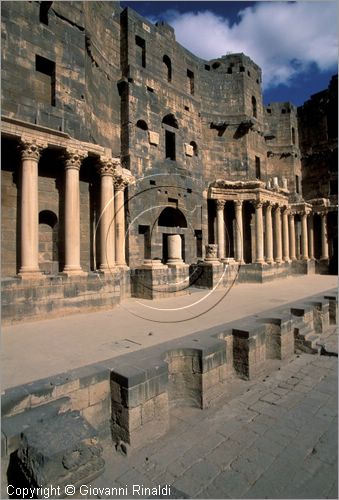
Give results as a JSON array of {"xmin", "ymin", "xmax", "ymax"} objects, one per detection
[{"xmin": 121, "ymin": 1, "xmax": 338, "ymax": 106}]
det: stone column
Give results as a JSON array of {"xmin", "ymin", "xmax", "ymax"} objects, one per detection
[
  {"xmin": 254, "ymin": 201, "xmax": 265, "ymax": 263},
  {"xmin": 320, "ymin": 212, "xmax": 329, "ymax": 260},
  {"xmin": 301, "ymin": 211, "xmax": 309, "ymax": 260},
  {"xmin": 18, "ymin": 139, "xmax": 45, "ymax": 278},
  {"xmin": 265, "ymin": 203, "xmax": 274, "ymax": 264},
  {"xmin": 234, "ymin": 200, "xmax": 244, "ymax": 263},
  {"xmin": 114, "ymin": 175, "xmax": 128, "ymax": 267},
  {"xmin": 308, "ymin": 213, "xmax": 315, "ymax": 260},
  {"xmin": 216, "ymin": 199, "xmax": 226, "ymax": 260},
  {"xmin": 63, "ymin": 150, "xmax": 86, "ymax": 275},
  {"xmin": 282, "ymin": 207, "xmax": 290, "ymax": 262},
  {"xmin": 274, "ymin": 205, "xmax": 282, "ymax": 263},
  {"xmin": 167, "ymin": 234, "xmax": 183, "ymax": 266},
  {"xmin": 289, "ymin": 213, "xmax": 297, "ymax": 261},
  {"xmin": 98, "ymin": 159, "xmax": 115, "ymax": 272}
]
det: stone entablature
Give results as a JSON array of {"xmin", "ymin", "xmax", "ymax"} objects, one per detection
[
  {"xmin": 209, "ymin": 181, "xmax": 289, "ymax": 207},
  {"xmin": 2, "ymin": 115, "xmax": 110, "ymax": 160}
]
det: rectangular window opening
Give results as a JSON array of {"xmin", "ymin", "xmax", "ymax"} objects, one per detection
[
  {"xmin": 135, "ymin": 35, "xmax": 146, "ymax": 68},
  {"xmin": 165, "ymin": 130, "xmax": 176, "ymax": 160},
  {"xmin": 255, "ymin": 156, "xmax": 261, "ymax": 179},
  {"xmin": 35, "ymin": 54, "xmax": 56, "ymax": 106},
  {"xmin": 187, "ymin": 69, "xmax": 194, "ymax": 95},
  {"xmin": 296, "ymin": 175, "xmax": 300, "ymax": 194}
]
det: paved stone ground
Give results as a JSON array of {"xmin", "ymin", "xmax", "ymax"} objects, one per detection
[
  {"xmin": 83, "ymin": 327, "xmax": 338, "ymax": 500},
  {"xmin": 2, "ymin": 275, "xmax": 337, "ymax": 389}
]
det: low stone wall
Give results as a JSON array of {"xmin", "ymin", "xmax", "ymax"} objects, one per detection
[
  {"xmin": 2, "ymin": 288, "xmax": 337, "ymax": 468},
  {"xmin": 131, "ymin": 265, "xmax": 190, "ymax": 299},
  {"xmin": 1, "ymin": 270, "xmax": 130, "ymax": 324}
]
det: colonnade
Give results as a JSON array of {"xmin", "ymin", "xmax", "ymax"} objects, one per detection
[
  {"xmin": 215, "ymin": 199, "xmax": 329, "ymax": 265},
  {"xmin": 18, "ymin": 139, "xmax": 129, "ymax": 279}
]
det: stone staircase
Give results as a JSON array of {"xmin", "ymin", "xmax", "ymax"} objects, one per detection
[{"xmin": 294, "ymin": 320, "xmax": 322, "ymax": 354}]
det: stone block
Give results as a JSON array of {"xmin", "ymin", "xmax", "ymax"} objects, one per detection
[
  {"xmin": 15, "ymin": 411, "xmax": 104, "ymax": 493},
  {"xmin": 88, "ymin": 380, "xmax": 110, "ymax": 406},
  {"xmin": 68, "ymin": 387, "xmax": 90, "ymax": 411},
  {"xmin": 148, "ymin": 130, "xmax": 159, "ymax": 145},
  {"xmin": 141, "ymin": 398, "xmax": 155, "ymax": 424}
]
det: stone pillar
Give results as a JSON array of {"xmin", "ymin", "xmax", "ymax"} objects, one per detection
[
  {"xmin": 63, "ymin": 150, "xmax": 86, "ymax": 275},
  {"xmin": 234, "ymin": 200, "xmax": 244, "ymax": 263},
  {"xmin": 167, "ymin": 234, "xmax": 183, "ymax": 266},
  {"xmin": 282, "ymin": 208, "xmax": 290, "ymax": 262},
  {"xmin": 320, "ymin": 212, "xmax": 329, "ymax": 260},
  {"xmin": 289, "ymin": 213, "xmax": 297, "ymax": 261},
  {"xmin": 274, "ymin": 205, "xmax": 282, "ymax": 263},
  {"xmin": 114, "ymin": 176, "xmax": 128, "ymax": 267},
  {"xmin": 308, "ymin": 213, "xmax": 315, "ymax": 260},
  {"xmin": 216, "ymin": 199, "xmax": 226, "ymax": 259},
  {"xmin": 254, "ymin": 201, "xmax": 265, "ymax": 263},
  {"xmin": 301, "ymin": 212, "xmax": 309, "ymax": 260},
  {"xmin": 18, "ymin": 139, "xmax": 45, "ymax": 279},
  {"xmin": 265, "ymin": 203, "xmax": 274, "ymax": 264},
  {"xmin": 98, "ymin": 159, "xmax": 115, "ymax": 272}
]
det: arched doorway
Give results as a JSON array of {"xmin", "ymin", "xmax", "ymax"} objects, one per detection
[
  {"xmin": 39, "ymin": 210, "xmax": 58, "ymax": 274},
  {"xmin": 157, "ymin": 207, "xmax": 187, "ymax": 263}
]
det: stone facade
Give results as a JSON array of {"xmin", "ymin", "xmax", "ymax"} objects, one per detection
[{"xmin": 1, "ymin": 1, "xmax": 337, "ymax": 321}]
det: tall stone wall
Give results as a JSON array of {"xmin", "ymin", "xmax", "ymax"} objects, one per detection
[
  {"xmin": 1, "ymin": 1, "xmax": 121, "ymax": 151},
  {"xmin": 298, "ymin": 75, "xmax": 338, "ymax": 201}
]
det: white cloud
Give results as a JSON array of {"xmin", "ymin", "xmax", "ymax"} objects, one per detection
[{"xmin": 154, "ymin": 2, "xmax": 338, "ymax": 89}]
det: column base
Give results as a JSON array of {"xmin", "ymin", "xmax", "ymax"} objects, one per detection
[
  {"xmin": 320, "ymin": 257, "xmax": 329, "ymax": 262},
  {"xmin": 265, "ymin": 259, "xmax": 274, "ymax": 265},
  {"xmin": 98, "ymin": 266, "xmax": 119, "ymax": 275},
  {"xmin": 255, "ymin": 259, "xmax": 266, "ymax": 265},
  {"xmin": 167, "ymin": 260, "xmax": 187, "ymax": 269},
  {"xmin": 283, "ymin": 258, "xmax": 291, "ymax": 263},
  {"xmin": 18, "ymin": 270, "xmax": 45, "ymax": 280},
  {"xmin": 275, "ymin": 259, "xmax": 283, "ymax": 264},
  {"xmin": 61, "ymin": 268, "xmax": 88, "ymax": 277},
  {"xmin": 115, "ymin": 263, "xmax": 129, "ymax": 270}
]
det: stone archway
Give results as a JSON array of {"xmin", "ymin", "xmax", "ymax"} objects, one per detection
[{"xmin": 157, "ymin": 207, "xmax": 187, "ymax": 264}]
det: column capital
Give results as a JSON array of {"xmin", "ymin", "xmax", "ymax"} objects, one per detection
[
  {"xmin": 97, "ymin": 157, "xmax": 115, "ymax": 177},
  {"xmin": 216, "ymin": 199, "xmax": 226, "ymax": 210},
  {"xmin": 114, "ymin": 175, "xmax": 130, "ymax": 191},
  {"xmin": 19, "ymin": 138, "xmax": 46, "ymax": 161},
  {"xmin": 234, "ymin": 199, "xmax": 243, "ymax": 208},
  {"xmin": 253, "ymin": 200, "xmax": 263, "ymax": 209},
  {"xmin": 64, "ymin": 149, "xmax": 86, "ymax": 171},
  {"xmin": 320, "ymin": 210, "xmax": 328, "ymax": 218}
]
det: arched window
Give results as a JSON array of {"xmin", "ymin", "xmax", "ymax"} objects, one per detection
[
  {"xmin": 136, "ymin": 119, "xmax": 148, "ymax": 130},
  {"xmin": 291, "ymin": 127, "xmax": 296, "ymax": 145},
  {"xmin": 39, "ymin": 210, "xmax": 58, "ymax": 273},
  {"xmin": 162, "ymin": 114, "xmax": 178, "ymax": 129},
  {"xmin": 158, "ymin": 207, "xmax": 187, "ymax": 227},
  {"xmin": 162, "ymin": 114, "xmax": 178, "ymax": 161},
  {"xmin": 163, "ymin": 55, "xmax": 172, "ymax": 82},
  {"xmin": 251, "ymin": 96, "xmax": 257, "ymax": 118},
  {"xmin": 190, "ymin": 141, "xmax": 198, "ymax": 156}
]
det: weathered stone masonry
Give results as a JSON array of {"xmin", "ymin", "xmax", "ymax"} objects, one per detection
[{"xmin": 1, "ymin": 1, "xmax": 337, "ymax": 322}]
